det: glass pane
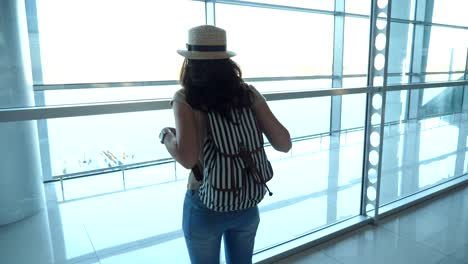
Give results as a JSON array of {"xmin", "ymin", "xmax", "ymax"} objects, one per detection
[
  {"xmin": 342, "ymin": 77, "xmax": 367, "ymax": 88},
  {"xmin": 450, "ymin": 73, "xmax": 466, "ymax": 82},
  {"xmin": 36, "ymin": 0, "xmax": 204, "ymax": 84},
  {"xmin": 43, "ymin": 110, "xmax": 174, "ymax": 179},
  {"xmin": 391, "ymin": 0, "xmax": 415, "ymax": 20},
  {"xmin": 252, "ymin": 79, "xmax": 332, "ymax": 93},
  {"xmin": 388, "ymin": 22, "xmax": 413, "ymax": 78},
  {"xmin": 425, "ymin": 26, "xmax": 468, "ymax": 72},
  {"xmin": 420, "ymin": 86, "xmax": 463, "ymax": 117},
  {"xmin": 418, "ymin": 73, "xmax": 466, "ymax": 83},
  {"xmin": 385, "ymin": 90, "xmax": 407, "ymax": 123},
  {"xmin": 345, "ymin": 0, "xmax": 371, "ymax": 15},
  {"xmin": 124, "ymin": 163, "xmax": 177, "ymax": 189},
  {"xmin": 411, "ymin": 73, "xmax": 448, "ymax": 83},
  {"xmin": 43, "ymin": 172, "xmax": 190, "ymax": 262},
  {"xmin": 341, "ymin": 90, "xmax": 406, "ymax": 130},
  {"xmin": 236, "ymin": 0, "xmax": 334, "ymax": 10},
  {"xmin": 0, "ymin": 91, "xmax": 35, "ymax": 110},
  {"xmin": 62, "ymin": 172, "xmax": 123, "ymax": 200},
  {"xmin": 36, "ymin": 85, "xmax": 178, "ymax": 106},
  {"xmin": 387, "ymin": 75, "xmax": 409, "ymax": 85},
  {"xmin": 380, "ymin": 112, "xmax": 467, "ymax": 205},
  {"xmin": 431, "ymin": 0, "xmax": 468, "ymax": 26},
  {"xmin": 31, "ymin": 98, "xmax": 361, "ymax": 261},
  {"xmin": 217, "ymin": 4, "xmax": 334, "ymax": 78},
  {"xmin": 269, "ymin": 97, "xmax": 330, "ymax": 139},
  {"xmin": 343, "ymin": 17, "xmax": 370, "ymax": 75},
  {"xmin": 341, "ymin": 93, "xmax": 366, "ymax": 130},
  {"xmin": 255, "ymin": 131, "xmax": 362, "ymax": 252}
]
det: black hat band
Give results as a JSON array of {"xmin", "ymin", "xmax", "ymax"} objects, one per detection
[{"xmin": 186, "ymin": 44, "xmax": 226, "ymax": 52}]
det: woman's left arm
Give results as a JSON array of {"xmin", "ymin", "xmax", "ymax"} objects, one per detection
[{"xmin": 161, "ymin": 101, "xmax": 200, "ymax": 169}]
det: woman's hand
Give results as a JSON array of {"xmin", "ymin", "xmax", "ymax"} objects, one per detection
[
  {"xmin": 166, "ymin": 127, "xmax": 176, "ymax": 135},
  {"xmin": 159, "ymin": 127, "xmax": 176, "ymax": 144}
]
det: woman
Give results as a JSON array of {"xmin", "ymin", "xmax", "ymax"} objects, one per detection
[{"xmin": 160, "ymin": 25, "xmax": 291, "ymax": 264}]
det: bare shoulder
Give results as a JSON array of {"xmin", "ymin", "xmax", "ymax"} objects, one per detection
[
  {"xmin": 173, "ymin": 88, "xmax": 186, "ymax": 101},
  {"xmin": 244, "ymin": 84, "xmax": 266, "ymax": 106},
  {"xmin": 171, "ymin": 88, "xmax": 190, "ymax": 108}
]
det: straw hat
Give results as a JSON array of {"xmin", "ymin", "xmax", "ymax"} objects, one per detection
[{"xmin": 177, "ymin": 25, "xmax": 236, "ymax": 60}]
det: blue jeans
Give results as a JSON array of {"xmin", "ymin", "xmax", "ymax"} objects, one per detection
[{"xmin": 182, "ymin": 190, "xmax": 260, "ymax": 264}]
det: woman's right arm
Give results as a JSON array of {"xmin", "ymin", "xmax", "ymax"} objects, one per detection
[{"xmin": 253, "ymin": 100, "xmax": 292, "ymax": 153}]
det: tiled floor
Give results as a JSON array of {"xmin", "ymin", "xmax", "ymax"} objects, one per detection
[
  {"xmin": 1, "ymin": 113, "xmax": 468, "ymax": 264},
  {"xmin": 272, "ymin": 184, "xmax": 468, "ymax": 264}
]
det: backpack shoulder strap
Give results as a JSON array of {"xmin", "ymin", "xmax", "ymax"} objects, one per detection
[{"xmin": 205, "ymin": 107, "xmax": 264, "ymax": 154}]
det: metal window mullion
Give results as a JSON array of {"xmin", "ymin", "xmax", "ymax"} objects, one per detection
[
  {"xmin": 361, "ymin": 0, "xmax": 392, "ymax": 220},
  {"xmin": 407, "ymin": 0, "xmax": 428, "ymax": 120},
  {"xmin": 326, "ymin": 0, "xmax": 345, "ymax": 228},
  {"xmin": 375, "ymin": 1, "xmax": 393, "ymax": 221},
  {"xmin": 448, "ymin": 48, "xmax": 455, "ymax": 80},
  {"xmin": 25, "ymin": 0, "xmax": 43, "ymax": 84},
  {"xmin": 405, "ymin": 0, "xmax": 418, "ymax": 121},
  {"xmin": 360, "ymin": 0, "xmax": 378, "ymax": 218},
  {"xmin": 465, "ymin": 49, "xmax": 468, "ymax": 81},
  {"xmin": 25, "ymin": 0, "xmax": 53, "ymax": 182},
  {"xmin": 462, "ymin": 49, "xmax": 468, "ymax": 112},
  {"xmin": 330, "ymin": 0, "xmax": 345, "ymax": 135},
  {"xmin": 205, "ymin": 0, "xmax": 216, "ymax": 25},
  {"xmin": 454, "ymin": 117, "xmax": 467, "ymax": 177},
  {"xmin": 415, "ymin": 0, "xmax": 435, "ymax": 119}
]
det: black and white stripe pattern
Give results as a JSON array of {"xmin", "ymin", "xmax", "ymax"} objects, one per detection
[{"xmin": 199, "ymin": 107, "xmax": 274, "ymax": 212}]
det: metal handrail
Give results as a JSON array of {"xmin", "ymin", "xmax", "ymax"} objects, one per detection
[
  {"xmin": 31, "ymin": 72, "xmax": 466, "ymax": 91},
  {"xmin": 1, "ymin": 80, "xmax": 467, "ymax": 123}
]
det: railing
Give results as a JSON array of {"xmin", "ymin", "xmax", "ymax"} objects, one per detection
[
  {"xmin": 1, "ymin": 80, "xmax": 467, "ymax": 185},
  {"xmin": 2, "ymin": 80, "xmax": 467, "ymax": 122}
]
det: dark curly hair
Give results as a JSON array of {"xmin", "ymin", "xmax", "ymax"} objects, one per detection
[{"xmin": 179, "ymin": 58, "xmax": 253, "ymax": 117}]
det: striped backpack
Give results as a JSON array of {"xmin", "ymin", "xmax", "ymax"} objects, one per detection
[{"xmin": 197, "ymin": 107, "xmax": 274, "ymax": 212}]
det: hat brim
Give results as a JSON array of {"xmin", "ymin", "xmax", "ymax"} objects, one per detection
[{"xmin": 177, "ymin": 50, "xmax": 236, "ymax": 60}]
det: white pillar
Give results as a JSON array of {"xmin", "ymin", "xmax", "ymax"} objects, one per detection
[{"xmin": 0, "ymin": 0, "xmax": 45, "ymax": 225}]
